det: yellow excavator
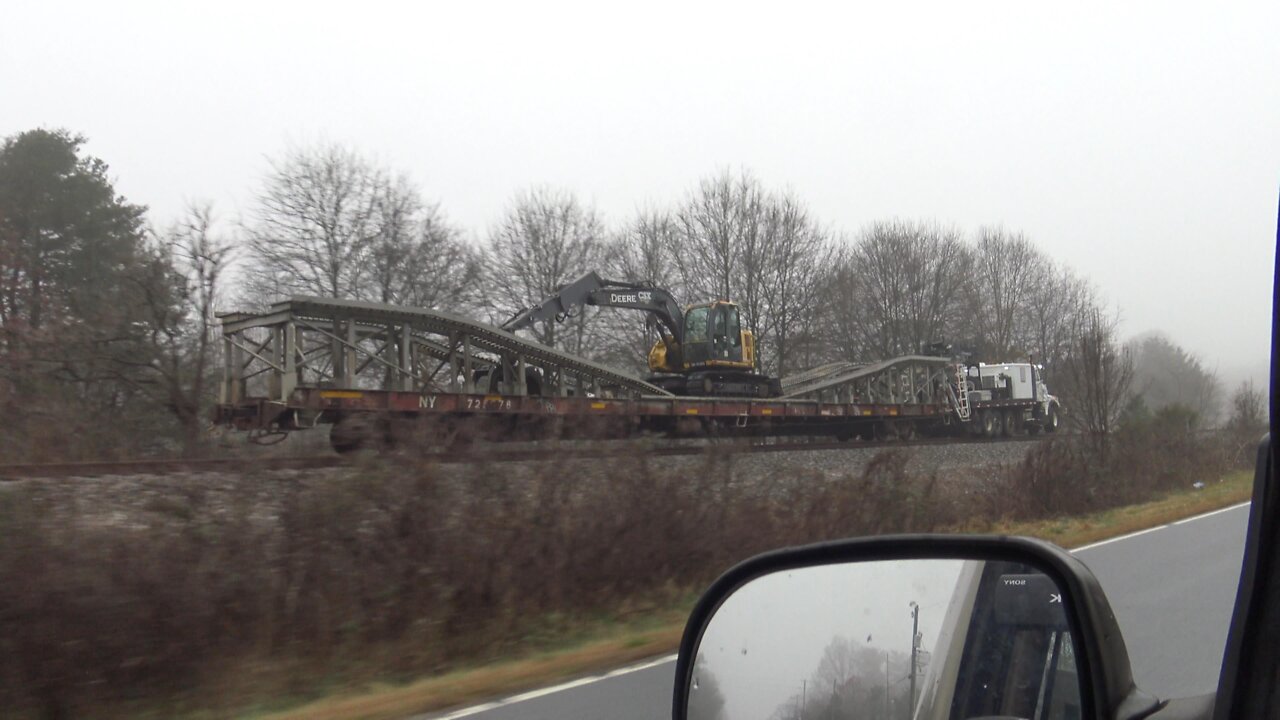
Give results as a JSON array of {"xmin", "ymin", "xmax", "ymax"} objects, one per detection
[{"xmin": 503, "ymin": 272, "xmax": 781, "ymax": 397}]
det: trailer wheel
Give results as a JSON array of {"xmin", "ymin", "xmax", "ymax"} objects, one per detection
[
  {"xmin": 981, "ymin": 410, "xmax": 999, "ymax": 438},
  {"xmin": 1001, "ymin": 409, "xmax": 1020, "ymax": 437}
]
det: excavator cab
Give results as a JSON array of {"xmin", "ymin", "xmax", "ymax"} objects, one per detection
[{"xmin": 680, "ymin": 302, "xmax": 751, "ymax": 370}]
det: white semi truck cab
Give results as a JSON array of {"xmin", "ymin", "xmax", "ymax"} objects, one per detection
[{"xmin": 959, "ymin": 362, "xmax": 1061, "ymax": 435}]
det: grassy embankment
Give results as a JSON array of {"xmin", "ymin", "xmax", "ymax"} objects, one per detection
[{"xmin": 253, "ymin": 467, "xmax": 1253, "ymax": 720}]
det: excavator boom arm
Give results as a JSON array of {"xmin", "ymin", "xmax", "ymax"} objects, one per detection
[{"xmin": 501, "ymin": 272, "xmax": 685, "ymax": 342}]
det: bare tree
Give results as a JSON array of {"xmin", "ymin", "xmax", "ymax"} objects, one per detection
[
  {"xmin": 1018, "ymin": 263, "xmax": 1090, "ymax": 366},
  {"xmin": 137, "ymin": 204, "xmax": 235, "ymax": 455},
  {"xmin": 393, "ymin": 209, "xmax": 482, "ymax": 312},
  {"xmin": 673, "ymin": 169, "xmax": 764, "ymax": 304},
  {"xmin": 816, "ymin": 225, "xmax": 1097, "ymax": 381},
  {"xmin": 366, "ymin": 171, "xmax": 424, "ymax": 304},
  {"xmin": 839, "ymin": 220, "xmax": 970, "ymax": 358},
  {"xmin": 597, "ymin": 208, "xmax": 685, "ymax": 373},
  {"xmin": 243, "ymin": 142, "xmax": 383, "ymax": 302},
  {"xmin": 366, "ymin": 176, "xmax": 480, "ymax": 311},
  {"xmin": 815, "ymin": 240, "xmax": 868, "ymax": 362},
  {"xmin": 481, "ymin": 187, "xmax": 605, "ymax": 355},
  {"xmin": 965, "ymin": 227, "xmax": 1049, "ymax": 360},
  {"xmin": 1228, "ymin": 380, "xmax": 1265, "ymax": 434},
  {"xmin": 1058, "ymin": 308, "xmax": 1134, "ymax": 457},
  {"xmin": 608, "ymin": 207, "xmax": 683, "ymax": 290},
  {"xmin": 243, "ymin": 142, "xmax": 476, "ymax": 317},
  {"xmin": 758, "ymin": 193, "xmax": 830, "ymax": 375}
]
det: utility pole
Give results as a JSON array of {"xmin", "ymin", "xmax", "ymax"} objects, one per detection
[
  {"xmin": 909, "ymin": 601, "xmax": 920, "ymax": 720},
  {"xmin": 884, "ymin": 652, "xmax": 890, "ymax": 720},
  {"xmin": 801, "ymin": 679, "xmax": 806, "ymax": 717}
]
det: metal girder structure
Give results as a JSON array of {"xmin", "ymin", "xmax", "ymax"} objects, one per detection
[
  {"xmin": 778, "ymin": 355, "xmax": 954, "ymax": 406},
  {"xmin": 218, "ymin": 296, "xmax": 672, "ymax": 406},
  {"xmin": 779, "ymin": 362, "xmax": 861, "ymax": 394}
]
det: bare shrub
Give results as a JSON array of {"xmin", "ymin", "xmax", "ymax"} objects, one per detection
[
  {"xmin": 997, "ymin": 438, "xmax": 1107, "ymax": 518},
  {"xmin": 1228, "ymin": 380, "xmax": 1266, "ymax": 436},
  {"xmin": 996, "ymin": 415, "xmax": 1239, "ymax": 525},
  {"xmin": 1056, "ymin": 308, "xmax": 1134, "ymax": 458}
]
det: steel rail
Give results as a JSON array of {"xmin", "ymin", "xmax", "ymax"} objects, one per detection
[{"xmin": 0, "ymin": 435, "xmax": 1045, "ymax": 480}]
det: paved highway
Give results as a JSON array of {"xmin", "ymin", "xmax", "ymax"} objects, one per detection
[
  {"xmin": 1073, "ymin": 503, "xmax": 1250, "ymax": 699},
  {"xmin": 426, "ymin": 502, "xmax": 1251, "ymax": 719}
]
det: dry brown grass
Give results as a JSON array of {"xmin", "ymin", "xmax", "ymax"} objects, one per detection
[
  {"xmin": 256, "ymin": 620, "xmax": 685, "ymax": 720},
  {"xmin": 979, "ymin": 468, "xmax": 1252, "ymax": 548}
]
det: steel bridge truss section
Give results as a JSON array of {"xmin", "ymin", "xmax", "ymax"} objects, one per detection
[
  {"xmin": 218, "ymin": 296, "xmax": 672, "ymax": 406},
  {"xmin": 779, "ymin": 362, "xmax": 861, "ymax": 394},
  {"xmin": 778, "ymin": 355, "xmax": 955, "ymax": 406}
]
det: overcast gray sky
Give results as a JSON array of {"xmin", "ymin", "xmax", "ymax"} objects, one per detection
[{"xmin": 3, "ymin": 1, "xmax": 1276, "ymax": 382}]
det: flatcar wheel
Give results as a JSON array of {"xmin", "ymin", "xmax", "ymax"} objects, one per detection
[
  {"xmin": 895, "ymin": 421, "xmax": 916, "ymax": 441},
  {"xmin": 874, "ymin": 421, "xmax": 894, "ymax": 442},
  {"xmin": 329, "ymin": 413, "xmax": 388, "ymax": 454}
]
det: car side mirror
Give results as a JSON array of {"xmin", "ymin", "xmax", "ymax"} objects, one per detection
[{"xmin": 672, "ymin": 537, "xmax": 1160, "ymax": 720}]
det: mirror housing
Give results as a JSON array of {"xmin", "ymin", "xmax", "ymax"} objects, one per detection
[{"xmin": 673, "ymin": 535, "xmax": 1160, "ymax": 720}]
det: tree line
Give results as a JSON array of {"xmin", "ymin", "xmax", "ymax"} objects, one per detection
[
  {"xmin": 232, "ymin": 144, "xmax": 1102, "ymax": 378},
  {"xmin": 0, "ymin": 129, "xmax": 1257, "ymax": 459}
]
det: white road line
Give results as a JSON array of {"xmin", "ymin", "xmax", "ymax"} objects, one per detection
[
  {"xmin": 1071, "ymin": 501, "xmax": 1250, "ymax": 552},
  {"xmin": 430, "ymin": 499, "xmax": 1252, "ymax": 718},
  {"xmin": 1070, "ymin": 525, "xmax": 1168, "ymax": 553},
  {"xmin": 426, "ymin": 654, "xmax": 678, "ymax": 720},
  {"xmin": 432, "ymin": 701, "xmax": 500, "ymax": 719},
  {"xmin": 601, "ymin": 654, "xmax": 679, "ymax": 678},
  {"xmin": 1171, "ymin": 501, "xmax": 1252, "ymax": 525}
]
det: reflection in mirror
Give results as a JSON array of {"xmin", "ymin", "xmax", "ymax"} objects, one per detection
[{"xmin": 687, "ymin": 559, "xmax": 1081, "ymax": 720}]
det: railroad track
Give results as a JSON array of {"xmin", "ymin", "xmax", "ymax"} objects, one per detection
[
  {"xmin": 440, "ymin": 427, "xmax": 1049, "ymax": 461},
  {"xmin": 0, "ymin": 434, "xmax": 1045, "ymax": 480},
  {"xmin": 0, "ymin": 456, "xmax": 346, "ymax": 480}
]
